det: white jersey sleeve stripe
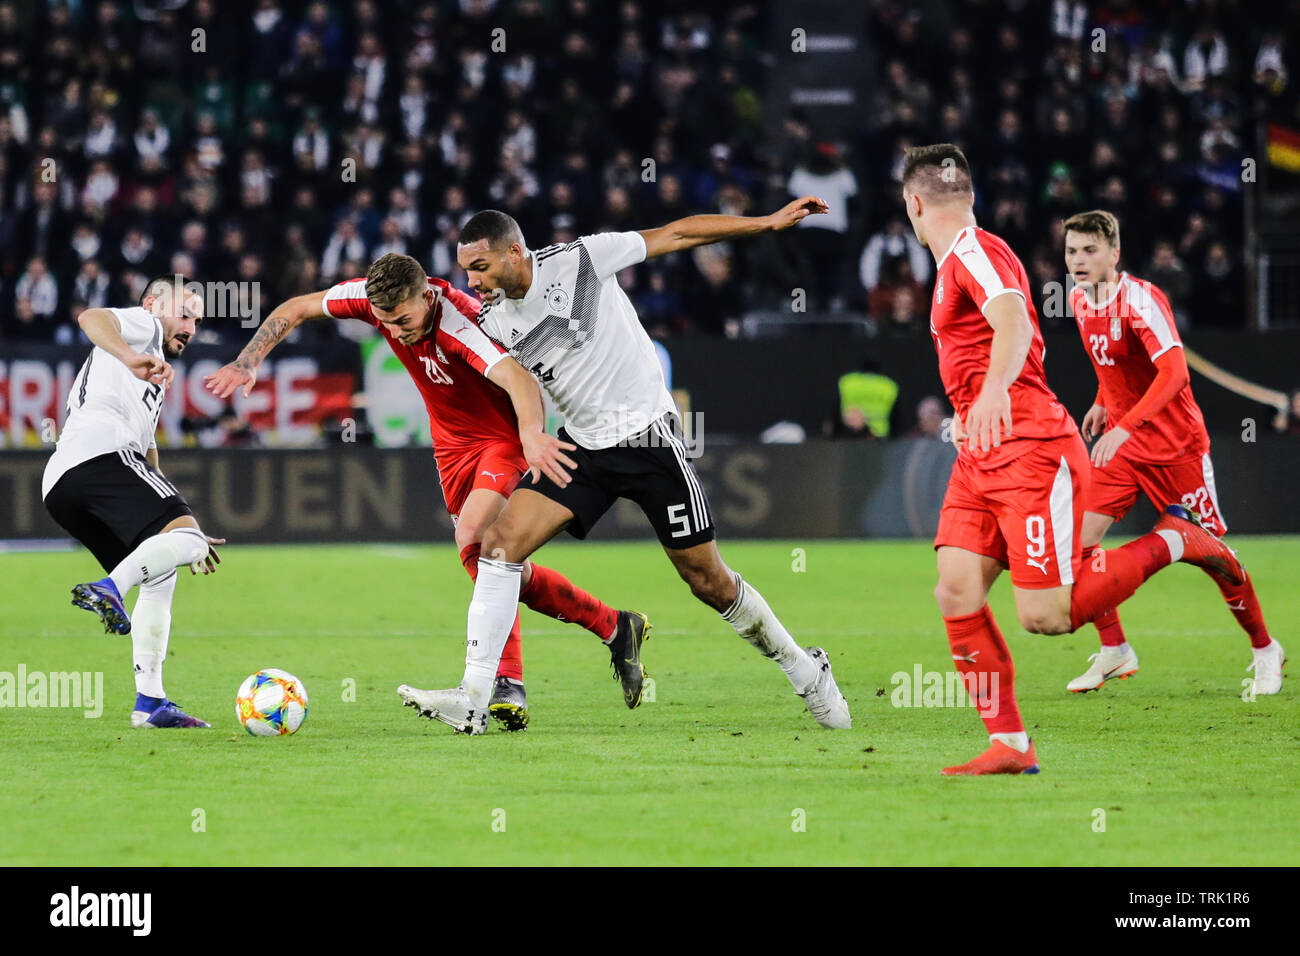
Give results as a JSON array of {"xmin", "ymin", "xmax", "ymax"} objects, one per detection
[
  {"xmin": 1123, "ymin": 277, "xmax": 1179, "ymax": 359},
  {"xmin": 443, "ymin": 305, "xmax": 508, "ymax": 374},
  {"xmin": 1049, "ymin": 455, "xmax": 1075, "ymax": 587},
  {"xmin": 321, "ymin": 279, "xmax": 369, "ymax": 317},
  {"xmin": 954, "ymin": 232, "xmax": 1027, "ymax": 317}
]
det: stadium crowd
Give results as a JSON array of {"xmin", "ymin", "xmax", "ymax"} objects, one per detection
[{"xmin": 0, "ymin": 0, "xmax": 1295, "ymax": 347}]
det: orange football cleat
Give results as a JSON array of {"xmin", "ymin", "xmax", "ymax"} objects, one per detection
[
  {"xmin": 1155, "ymin": 504, "xmax": 1245, "ymax": 587},
  {"xmin": 941, "ymin": 739, "xmax": 1040, "ymax": 776}
]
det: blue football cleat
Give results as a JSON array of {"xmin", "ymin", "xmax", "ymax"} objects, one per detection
[
  {"xmin": 70, "ymin": 577, "xmax": 131, "ymax": 634},
  {"xmin": 131, "ymin": 696, "xmax": 211, "ymax": 729}
]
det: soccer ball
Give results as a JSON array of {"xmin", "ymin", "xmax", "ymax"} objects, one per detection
[{"xmin": 236, "ymin": 669, "xmax": 309, "ymax": 736}]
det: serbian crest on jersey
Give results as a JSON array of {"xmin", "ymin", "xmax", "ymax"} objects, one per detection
[
  {"xmin": 935, "ymin": 275, "xmax": 944, "ymax": 304},
  {"xmin": 546, "ymin": 284, "xmax": 570, "ymax": 313},
  {"xmin": 1110, "ymin": 317, "xmax": 1122, "ymax": 341},
  {"xmin": 436, "ymin": 345, "xmax": 449, "ymax": 364}
]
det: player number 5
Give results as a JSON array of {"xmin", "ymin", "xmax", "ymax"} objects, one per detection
[{"xmin": 667, "ymin": 503, "xmax": 690, "ymax": 538}]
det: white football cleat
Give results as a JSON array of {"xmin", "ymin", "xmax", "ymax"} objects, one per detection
[
  {"xmin": 798, "ymin": 647, "xmax": 851, "ymax": 729},
  {"xmin": 1067, "ymin": 644, "xmax": 1139, "ymax": 693},
  {"xmin": 397, "ymin": 684, "xmax": 487, "ymax": 735},
  {"xmin": 1247, "ymin": 639, "xmax": 1286, "ymax": 696}
]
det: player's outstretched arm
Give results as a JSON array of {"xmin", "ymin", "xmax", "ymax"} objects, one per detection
[
  {"xmin": 78, "ymin": 308, "xmax": 173, "ymax": 386},
  {"xmin": 204, "ymin": 291, "xmax": 331, "ymax": 399},
  {"xmin": 486, "ymin": 356, "xmax": 578, "ymax": 488},
  {"xmin": 964, "ymin": 294, "xmax": 1033, "ymax": 453},
  {"xmin": 638, "ymin": 196, "xmax": 829, "ymax": 260}
]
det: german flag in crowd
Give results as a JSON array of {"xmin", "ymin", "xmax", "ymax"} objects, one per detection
[{"xmin": 1266, "ymin": 124, "xmax": 1300, "ymax": 173}]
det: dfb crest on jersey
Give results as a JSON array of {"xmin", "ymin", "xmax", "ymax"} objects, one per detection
[
  {"xmin": 1110, "ymin": 317, "xmax": 1122, "ymax": 341},
  {"xmin": 546, "ymin": 285, "xmax": 570, "ymax": 313},
  {"xmin": 935, "ymin": 276, "xmax": 944, "ymax": 304}
]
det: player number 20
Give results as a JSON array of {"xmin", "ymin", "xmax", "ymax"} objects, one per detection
[
  {"xmin": 1025, "ymin": 515, "xmax": 1047, "ymax": 558},
  {"xmin": 1088, "ymin": 334, "xmax": 1115, "ymax": 366}
]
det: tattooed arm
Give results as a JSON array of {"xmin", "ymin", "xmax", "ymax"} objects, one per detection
[{"xmin": 203, "ymin": 291, "xmax": 332, "ymax": 399}]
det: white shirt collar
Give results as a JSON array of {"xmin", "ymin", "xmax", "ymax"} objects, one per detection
[{"xmin": 935, "ymin": 225, "xmax": 975, "ymax": 270}]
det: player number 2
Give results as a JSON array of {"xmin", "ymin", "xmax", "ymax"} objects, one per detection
[
  {"xmin": 1025, "ymin": 515, "xmax": 1046, "ymax": 558},
  {"xmin": 667, "ymin": 503, "xmax": 690, "ymax": 538},
  {"xmin": 1088, "ymin": 334, "xmax": 1114, "ymax": 366}
]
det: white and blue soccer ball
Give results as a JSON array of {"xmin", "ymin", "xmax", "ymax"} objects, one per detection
[{"xmin": 236, "ymin": 668, "xmax": 309, "ymax": 736}]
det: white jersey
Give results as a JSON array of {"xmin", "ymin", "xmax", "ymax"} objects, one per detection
[
  {"xmin": 42, "ymin": 306, "xmax": 168, "ymax": 498},
  {"xmin": 475, "ymin": 231, "xmax": 675, "ymax": 449}
]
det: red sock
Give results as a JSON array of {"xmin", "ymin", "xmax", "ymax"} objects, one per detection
[
  {"xmin": 460, "ymin": 543, "xmax": 524, "ymax": 681},
  {"xmin": 519, "ymin": 562, "xmax": 618, "ymax": 641},
  {"xmin": 496, "ymin": 613, "xmax": 524, "ymax": 682},
  {"xmin": 1081, "ymin": 546, "xmax": 1127, "ymax": 646},
  {"xmin": 1070, "ymin": 534, "xmax": 1170, "ymax": 631},
  {"xmin": 1216, "ymin": 571, "xmax": 1272, "ymax": 649},
  {"xmin": 944, "ymin": 605, "xmax": 1023, "ymax": 736}
]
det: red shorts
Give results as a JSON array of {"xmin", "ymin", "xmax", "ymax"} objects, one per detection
[
  {"xmin": 935, "ymin": 433, "xmax": 1090, "ymax": 590},
  {"xmin": 1085, "ymin": 450, "xmax": 1226, "ymax": 536},
  {"xmin": 436, "ymin": 440, "xmax": 528, "ymax": 520}
]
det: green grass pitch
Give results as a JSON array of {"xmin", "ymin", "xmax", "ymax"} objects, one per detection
[{"xmin": 2, "ymin": 537, "xmax": 1295, "ymax": 866}]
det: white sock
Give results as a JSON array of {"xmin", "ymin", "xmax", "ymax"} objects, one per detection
[
  {"xmin": 132, "ymin": 570, "xmax": 177, "ymax": 700},
  {"xmin": 990, "ymin": 731, "xmax": 1030, "ymax": 753},
  {"xmin": 720, "ymin": 573, "xmax": 816, "ymax": 690},
  {"xmin": 461, "ymin": 558, "xmax": 523, "ymax": 709},
  {"xmin": 110, "ymin": 527, "xmax": 209, "ymax": 595},
  {"xmin": 1156, "ymin": 528, "xmax": 1184, "ymax": 563}
]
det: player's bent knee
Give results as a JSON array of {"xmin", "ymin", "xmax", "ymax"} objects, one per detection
[
  {"xmin": 1018, "ymin": 610, "xmax": 1070, "ymax": 635},
  {"xmin": 934, "ymin": 579, "xmax": 980, "ymax": 617},
  {"xmin": 453, "ymin": 523, "xmax": 484, "ymax": 552}
]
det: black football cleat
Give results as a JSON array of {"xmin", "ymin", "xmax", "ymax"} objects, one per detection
[
  {"xmin": 488, "ymin": 676, "xmax": 529, "ymax": 731},
  {"xmin": 608, "ymin": 610, "xmax": 651, "ymax": 709}
]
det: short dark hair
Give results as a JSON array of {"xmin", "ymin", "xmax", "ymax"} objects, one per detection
[
  {"xmin": 1063, "ymin": 209, "xmax": 1121, "ymax": 249},
  {"xmin": 139, "ymin": 273, "xmax": 195, "ymax": 306},
  {"xmin": 366, "ymin": 253, "xmax": 427, "ymax": 311},
  {"xmin": 459, "ymin": 209, "xmax": 525, "ymax": 250},
  {"xmin": 901, "ymin": 144, "xmax": 974, "ymax": 202}
]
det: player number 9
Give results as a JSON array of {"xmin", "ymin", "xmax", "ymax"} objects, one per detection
[{"xmin": 1025, "ymin": 515, "xmax": 1046, "ymax": 558}]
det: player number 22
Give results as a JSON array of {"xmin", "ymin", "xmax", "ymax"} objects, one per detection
[{"xmin": 1088, "ymin": 334, "xmax": 1115, "ymax": 366}]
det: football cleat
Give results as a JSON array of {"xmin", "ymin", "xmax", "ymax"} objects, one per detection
[
  {"xmin": 1067, "ymin": 645, "xmax": 1140, "ymax": 693},
  {"xmin": 488, "ymin": 676, "xmax": 529, "ymax": 731},
  {"xmin": 397, "ymin": 684, "xmax": 486, "ymax": 735},
  {"xmin": 608, "ymin": 610, "xmax": 651, "ymax": 709},
  {"xmin": 71, "ymin": 577, "xmax": 131, "ymax": 634},
  {"xmin": 131, "ymin": 697, "xmax": 210, "ymax": 729},
  {"xmin": 941, "ymin": 739, "xmax": 1040, "ymax": 776},
  {"xmin": 797, "ymin": 646, "xmax": 851, "ymax": 729},
  {"xmin": 1247, "ymin": 639, "xmax": 1286, "ymax": 696},
  {"xmin": 1154, "ymin": 504, "xmax": 1245, "ymax": 587}
]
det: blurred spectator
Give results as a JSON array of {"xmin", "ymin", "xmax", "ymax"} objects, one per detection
[
  {"xmin": 834, "ymin": 357, "xmax": 899, "ymax": 440},
  {"xmin": 1145, "ymin": 240, "xmax": 1192, "ymax": 328},
  {"xmin": 788, "ymin": 142, "xmax": 858, "ymax": 310},
  {"xmin": 16, "ymin": 256, "xmax": 58, "ymax": 324},
  {"xmin": 907, "ymin": 396, "xmax": 948, "ymax": 439},
  {"xmin": 859, "ymin": 218, "xmax": 929, "ymax": 301}
]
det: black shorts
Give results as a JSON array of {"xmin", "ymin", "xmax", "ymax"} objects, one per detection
[
  {"xmin": 44, "ymin": 450, "xmax": 194, "ymax": 572},
  {"xmin": 531, "ymin": 413, "xmax": 715, "ymax": 549}
]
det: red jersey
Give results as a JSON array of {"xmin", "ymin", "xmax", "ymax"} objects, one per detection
[
  {"xmin": 928, "ymin": 226, "xmax": 1075, "ymax": 469},
  {"xmin": 321, "ymin": 276, "xmax": 520, "ymax": 461},
  {"xmin": 1069, "ymin": 272, "xmax": 1209, "ymax": 462}
]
